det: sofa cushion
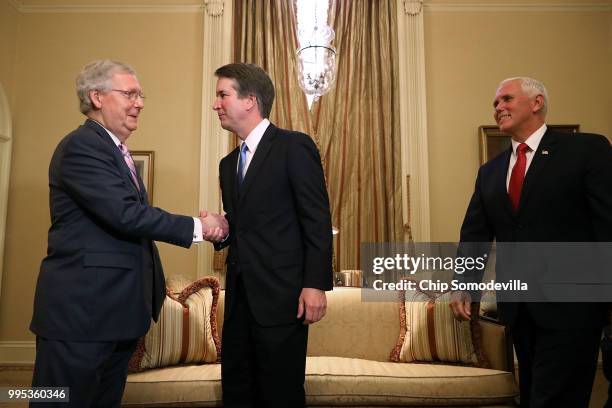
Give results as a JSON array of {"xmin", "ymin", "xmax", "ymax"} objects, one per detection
[
  {"xmin": 124, "ymin": 364, "xmax": 221, "ymax": 407},
  {"xmin": 128, "ymin": 277, "xmax": 221, "ymax": 372},
  {"xmin": 123, "ymin": 356, "xmax": 517, "ymax": 407},
  {"xmin": 307, "ymin": 288, "xmax": 401, "ymax": 362},
  {"xmin": 307, "ymin": 356, "xmax": 516, "ymax": 406},
  {"xmin": 390, "ymin": 290, "xmax": 488, "ymax": 367}
]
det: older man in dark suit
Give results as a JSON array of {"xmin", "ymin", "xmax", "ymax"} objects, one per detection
[
  {"xmin": 30, "ymin": 59, "xmax": 227, "ymax": 407},
  {"xmin": 451, "ymin": 77, "xmax": 612, "ymax": 407},
  {"xmin": 212, "ymin": 63, "xmax": 333, "ymax": 408}
]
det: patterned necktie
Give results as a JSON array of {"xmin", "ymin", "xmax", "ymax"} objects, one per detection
[
  {"xmin": 508, "ymin": 143, "xmax": 529, "ymax": 211},
  {"xmin": 237, "ymin": 143, "xmax": 249, "ymax": 185},
  {"xmin": 119, "ymin": 143, "xmax": 140, "ymax": 191}
]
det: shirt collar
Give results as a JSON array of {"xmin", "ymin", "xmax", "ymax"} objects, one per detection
[
  {"xmin": 241, "ymin": 118, "xmax": 270, "ymax": 153},
  {"xmin": 511, "ymin": 123, "xmax": 547, "ymax": 154},
  {"xmin": 89, "ymin": 118, "xmax": 122, "ymax": 148}
]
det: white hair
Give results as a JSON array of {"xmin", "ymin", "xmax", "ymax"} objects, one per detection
[
  {"xmin": 76, "ymin": 59, "xmax": 136, "ymax": 115},
  {"xmin": 500, "ymin": 77, "xmax": 549, "ymax": 116}
]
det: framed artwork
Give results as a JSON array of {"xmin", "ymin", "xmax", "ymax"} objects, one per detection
[
  {"xmin": 131, "ymin": 151, "xmax": 154, "ymax": 202},
  {"xmin": 478, "ymin": 124, "xmax": 579, "ymax": 164}
]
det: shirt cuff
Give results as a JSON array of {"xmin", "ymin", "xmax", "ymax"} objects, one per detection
[{"xmin": 192, "ymin": 217, "xmax": 203, "ymax": 242}]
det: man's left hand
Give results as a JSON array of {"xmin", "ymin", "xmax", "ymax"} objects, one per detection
[{"xmin": 297, "ymin": 288, "xmax": 327, "ymax": 325}]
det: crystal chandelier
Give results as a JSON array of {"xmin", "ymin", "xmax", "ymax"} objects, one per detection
[{"xmin": 295, "ymin": 0, "xmax": 337, "ymax": 110}]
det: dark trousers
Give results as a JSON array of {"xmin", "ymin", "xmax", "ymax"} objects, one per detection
[
  {"xmin": 221, "ymin": 278, "xmax": 308, "ymax": 408},
  {"xmin": 511, "ymin": 306, "xmax": 601, "ymax": 408},
  {"xmin": 31, "ymin": 336, "xmax": 138, "ymax": 408}
]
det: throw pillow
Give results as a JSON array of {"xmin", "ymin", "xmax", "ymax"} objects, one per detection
[
  {"xmin": 389, "ymin": 289, "xmax": 489, "ymax": 367},
  {"xmin": 129, "ymin": 276, "xmax": 221, "ymax": 372}
]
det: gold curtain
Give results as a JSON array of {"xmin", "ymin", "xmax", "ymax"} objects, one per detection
[
  {"xmin": 233, "ymin": 0, "xmax": 404, "ymax": 270},
  {"xmin": 233, "ymin": 0, "xmax": 312, "ymax": 134}
]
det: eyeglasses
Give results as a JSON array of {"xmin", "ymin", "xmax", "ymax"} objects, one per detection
[{"xmin": 111, "ymin": 89, "xmax": 146, "ymax": 101}]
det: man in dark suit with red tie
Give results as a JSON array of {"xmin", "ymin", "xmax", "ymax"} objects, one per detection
[
  {"xmin": 212, "ymin": 63, "xmax": 333, "ymax": 407},
  {"xmin": 450, "ymin": 77, "xmax": 612, "ymax": 407},
  {"xmin": 30, "ymin": 60, "xmax": 227, "ymax": 407}
]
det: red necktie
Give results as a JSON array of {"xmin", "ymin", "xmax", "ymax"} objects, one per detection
[{"xmin": 508, "ymin": 143, "xmax": 529, "ymax": 211}]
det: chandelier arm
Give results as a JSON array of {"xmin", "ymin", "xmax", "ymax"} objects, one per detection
[{"xmin": 297, "ymin": 45, "xmax": 336, "ymax": 54}]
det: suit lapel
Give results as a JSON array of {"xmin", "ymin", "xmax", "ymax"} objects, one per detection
[
  {"xmin": 85, "ymin": 119, "xmax": 144, "ymax": 200},
  {"xmin": 122, "ymin": 158, "xmax": 145, "ymax": 200},
  {"xmin": 238, "ymin": 125, "xmax": 277, "ymax": 205},
  {"xmin": 139, "ymin": 178, "xmax": 149, "ymax": 204},
  {"xmin": 518, "ymin": 130, "xmax": 557, "ymax": 212},
  {"xmin": 226, "ymin": 148, "xmax": 240, "ymax": 209},
  {"xmin": 495, "ymin": 148, "xmax": 515, "ymax": 217},
  {"xmin": 126, "ymin": 164, "xmax": 145, "ymax": 201}
]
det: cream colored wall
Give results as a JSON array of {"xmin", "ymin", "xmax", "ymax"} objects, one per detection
[
  {"xmin": 0, "ymin": 0, "xmax": 20, "ymax": 344},
  {"xmin": 0, "ymin": 10, "xmax": 204, "ymax": 341},
  {"xmin": 425, "ymin": 6, "xmax": 612, "ymax": 241},
  {"xmin": 0, "ymin": 1, "xmax": 19, "ymax": 106}
]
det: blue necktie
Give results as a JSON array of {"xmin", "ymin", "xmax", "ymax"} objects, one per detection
[{"xmin": 237, "ymin": 143, "xmax": 248, "ymax": 185}]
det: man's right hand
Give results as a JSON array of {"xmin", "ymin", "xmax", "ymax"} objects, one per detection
[
  {"xmin": 199, "ymin": 210, "xmax": 229, "ymax": 242},
  {"xmin": 450, "ymin": 290, "xmax": 472, "ymax": 321}
]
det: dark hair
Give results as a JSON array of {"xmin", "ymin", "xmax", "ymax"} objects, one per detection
[{"xmin": 215, "ymin": 63, "xmax": 275, "ymax": 118}]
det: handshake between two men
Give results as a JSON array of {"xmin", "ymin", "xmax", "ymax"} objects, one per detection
[{"xmin": 198, "ymin": 210, "xmax": 228, "ymax": 243}]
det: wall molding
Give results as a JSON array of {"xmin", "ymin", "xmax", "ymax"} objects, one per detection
[
  {"xmin": 7, "ymin": 0, "xmax": 22, "ymax": 12},
  {"xmin": 425, "ymin": 3, "xmax": 611, "ymax": 12},
  {"xmin": 403, "ymin": 0, "xmax": 423, "ymax": 15},
  {"xmin": 10, "ymin": 1, "xmax": 609, "ymax": 14},
  {"xmin": 396, "ymin": 0, "xmax": 431, "ymax": 241},
  {"xmin": 204, "ymin": 0, "xmax": 223, "ymax": 16},
  {"xmin": 0, "ymin": 341, "xmax": 35, "ymax": 364},
  {"xmin": 14, "ymin": 3, "xmax": 203, "ymax": 13}
]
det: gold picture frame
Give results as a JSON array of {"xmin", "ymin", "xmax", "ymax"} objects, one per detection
[
  {"xmin": 478, "ymin": 124, "xmax": 579, "ymax": 164},
  {"xmin": 131, "ymin": 151, "xmax": 154, "ymax": 202}
]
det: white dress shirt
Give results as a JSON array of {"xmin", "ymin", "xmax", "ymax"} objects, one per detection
[
  {"xmin": 237, "ymin": 118, "xmax": 270, "ymax": 178},
  {"xmin": 506, "ymin": 124, "xmax": 547, "ymax": 191}
]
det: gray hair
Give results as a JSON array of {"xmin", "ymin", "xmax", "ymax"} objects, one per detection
[
  {"xmin": 500, "ymin": 77, "xmax": 549, "ymax": 116},
  {"xmin": 76, "ymin": 60, "xmax": 136, "ymax": 115}
]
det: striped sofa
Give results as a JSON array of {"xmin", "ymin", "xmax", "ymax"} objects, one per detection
[{"xmin": 122, "ymin": 287, "xmax": 518, "ymax": 407}]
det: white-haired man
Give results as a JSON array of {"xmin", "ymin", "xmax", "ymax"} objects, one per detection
[
  {"xmin": 451, "ymin": 77, "xmax": 612, "ymax": 407},
  {"xmin": 30, "ymin": 60, "xmax": 227, "ymax": 407}
]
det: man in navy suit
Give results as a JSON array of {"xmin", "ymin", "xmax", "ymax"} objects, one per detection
[
  {"xmin": 212, "ymin": 63, "xmax": 333, "ymax": 407},
  {"xmin": 451, "ymin": 77, "xmax": 612, "ymax": 407},
  {"xmin": 30, "ymin": 60, "xmax": 227, "ymax": 407}
]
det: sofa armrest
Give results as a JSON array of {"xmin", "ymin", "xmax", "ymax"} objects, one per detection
[{"xmin": 478, "ymin": 316, "xmax": 514, "ymax": 373}]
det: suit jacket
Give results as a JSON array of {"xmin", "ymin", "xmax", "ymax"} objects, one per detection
[
  {"xmin": 30, "ymin": 119, "xmax": 194, "ymax": 341},
  {"xmin": 216, "ymin": 124, "xmax": 333, "ymax": 327},
  {"xmin": 460, "ymin": 129, "xmax": 612, "ymax": 328}
]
